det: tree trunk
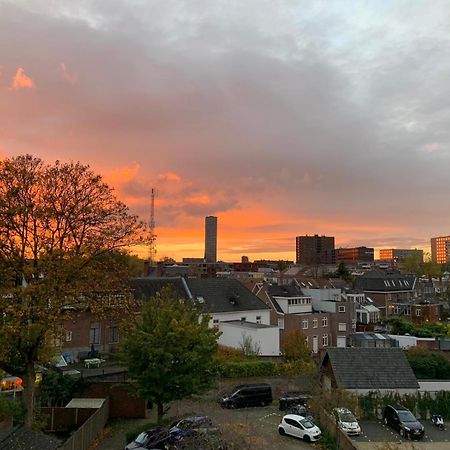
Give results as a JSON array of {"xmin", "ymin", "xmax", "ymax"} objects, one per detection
[
  {"xmin": 157, "ymin": 401, "xmax": 164, "ymax": 425},
  {"xmin": 23, "ymin": 364, "xmax": 36, "ymax": 428}
]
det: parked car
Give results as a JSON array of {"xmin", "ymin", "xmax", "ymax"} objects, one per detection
[
  {"xmin": 278, "ymin": 414, "xmax": 322, "ymax": 442},
  {"xmin": 169, "ymin": 415, "xmax": 217, "ymax": 440},
  {"xmin": 383, "ymin": 404, "xmax": 425, "ymax": 440},
  {"xmin": 124, "ymin": 427, "xmax": 172, "ymax": 450},
  {"xmin": 220, "ymin": 383, "xmax": 272, "ymax": 408},
  {"xmin": 279, "ymin": 391, "xmax": 311, "ymax": 411},
  {"xmin": 332, "ymin": 408, "xmax": 361, "ymax": 436}
]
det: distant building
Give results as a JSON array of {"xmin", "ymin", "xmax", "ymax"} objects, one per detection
[
  {"xmin": 431, "ymin": 236, "xmax": 450, "ymax": 264},
  {"xmin": 335, "ymin": 246, "xmax": 374, "ymax": 264},
  {"xmin": 379, "ymin": 248, "xmax": 423, "ymax": 263},
  {"xmin": 204, "ymin": 216, "xmax": 217, "ymax": 263},
  {"xmin": 296, "ymin": 234, "xmax": 335, "ymax": 265}
]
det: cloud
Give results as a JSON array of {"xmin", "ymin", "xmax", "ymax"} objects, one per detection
[
  {"xmin": 59, "ymin": 62, "xmax": 79, "ymax": 84},
  {"xmin": 10, "ymin": 67, "xmax": 35, "ymax": 90},
  {"xmin": 2, "ymin": 1, "xmax": 450, "ymax": 260}
]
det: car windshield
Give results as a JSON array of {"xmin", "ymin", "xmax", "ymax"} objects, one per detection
[
  {"xmin": 340, "ymin": 412, "xmax": 356, "ymax": 422},
  {"xmin": 134, "ymin": 432, "xmax": 149, "ymax": 444},
  {"xmin": 300, "ymin": 419, "xmax": 314, "ymax": 429},
  {"xmin": 398, "ymin": 411, "xmax": 416, "ymax": 422}
]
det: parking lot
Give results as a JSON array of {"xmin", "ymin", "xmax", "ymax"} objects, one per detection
[
  {"xmin": 171, "ymin": 398, "xmax": 313, "ymax": 449},
  {"xmin": 352, "ymin": 421, "xmax": 450, "ymax": 449}
]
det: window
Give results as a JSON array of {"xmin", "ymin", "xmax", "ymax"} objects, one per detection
[
  {"xmin": 213, "ymin": 319, "xmax": 219, "ymax": 324},
  {"xmin": 256, "ymin": 316, "xmax": 262, "ymax": 324},
  {"xmin": 65, "ymin": 330, "xmax": 72, "ymax": 342},
  {"xmin": 322, "ymin": 334, "xmax": 329, "ymax": 346},
  {"xmin": 89, "ymin": 322, "xmax": 101, "ymax": 345},
  {"xmin": 313, "ymin": 319, "xmax": 318, "ymax": 328},
  {"xmin": 109, "ymin": 323, "xmax": 119, "ymax": 343},
  {"xmin": 278, "ymin": 318, "xmax": 284, "ymax": 330},
  {"xmin": 302, "ymin": 319, "xmax": 308, "ymax": 330},
  {"xmin": 338, "ymin": 305, "xmax": 346, "ymax": 313},
  {"xmin": 416, "ymin": 309, "xmax": 422, "ymax": 317},
  {"xmin": 322, "ymin": 317, "xmax": 328, "ymax": 327},
  {"xmin": 338, "ymin": 323, "xmax": 347, "ymax": 331}
]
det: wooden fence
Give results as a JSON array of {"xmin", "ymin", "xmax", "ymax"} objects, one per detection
[{"xmin": 58, "ymin": 398, "xmax": 109, "ymax": 450}]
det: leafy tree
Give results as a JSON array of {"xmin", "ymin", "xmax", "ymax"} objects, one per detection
[
  {"xmin": 119, "ymin": 287, "xmax": 220, "ymax": 424},
  {"xmin": 406, "ymin": 349, "xmax": 450, "ymax": 379},
  {"xmin": 0, "ymin": 155, "xmax": 144, "ymax": 427},
  {"xmin": 282, "ymin": 330, "xmax": 311, "ymax": 362},
  {"xmin": 400, "ymin": 251, "xmax": 423, "ymax": 274},
  {"xmin": 334, "ymin": 262, "xmax": 353, "ymax": 282}
]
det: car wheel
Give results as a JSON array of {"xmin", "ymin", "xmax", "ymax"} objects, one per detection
[
  {"xmin": 303, "ymin": 435, "xmax": 311, "ymax": 443},
  {"xmin": 399, "ymin": 428, "xmax": 405, "ymax": 438},
  {"xmin": 279, "ymin": 427, "xmax": 285, "ymax": 436}
]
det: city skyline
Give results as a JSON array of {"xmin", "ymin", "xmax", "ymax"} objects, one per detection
[{"xmin": 2, "ymin": 1, "xmax": 450, "ymax": 261}]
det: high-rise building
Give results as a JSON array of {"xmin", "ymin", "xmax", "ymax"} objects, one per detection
[
  {"xmin": 431, "ymin": 236, "xmax": 450, "ymax": 264},
  {"xmin": 379, "ymin": 248, "xmax": 423, "ymax": 263},
  {"xmin": 204, "ymin": 216, "xmax": 217, "ymax": 263},
  {"xmin": 296, "ymin": 234, "xmax": 335, "ymax": 265},
  {"xmin": 335, "ymin": 246, "xmax": 374, "ymax": 263}
]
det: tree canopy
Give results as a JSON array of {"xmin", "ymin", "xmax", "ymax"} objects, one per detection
[
  {"xmin": 0, "ymin": 154, "xmax": 145, "ymax": 426},
  {"xmin": 119, "ymin": 287, "xmax": 220, "ymax": 424}
]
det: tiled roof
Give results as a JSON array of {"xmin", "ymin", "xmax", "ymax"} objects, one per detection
[
  {"xmin": 186, "ymin": 278, "xmax": 270, "ymax": 313},
  {"xmin": 130, "ymin": 277, "xmax": 189, "ymax": 301},
  {"xmin": 354, "ymin": 269, "xmax": 416, "ymax": 292},
  {"xmin": 322, "ymin": 347, "xmax": 419, "ymax": 390},
  {"xmin": 268, "ymin": 284, "xmax": 305, "ymax": 297}
]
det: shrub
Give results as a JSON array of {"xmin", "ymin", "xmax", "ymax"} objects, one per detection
[
  {"xmin": 217, "ymin": 361, "xmax": 276, "ymax": 378},
  {"xmin": 0, "ymin": 397, "xmax": 25, "ymax": 424}
]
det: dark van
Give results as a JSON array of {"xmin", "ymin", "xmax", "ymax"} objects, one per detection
[{"xmin": 220, "ymin": 384, "xmax": 272, "ymax": 408}]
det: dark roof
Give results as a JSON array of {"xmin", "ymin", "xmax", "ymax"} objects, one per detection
[
  {"xmin": 322, "ymin": 347, "xmax": 419, "ymax": 390},
  {"xmin": 268, "ymin": 284, "xmax": 305, "ymax": 298},
  {"xmin": 354, "ymin": 269, "xmax": 416, "ymax": 292},
  {"xmin": 186, "ymin": 278, "xmax": 270, "ymax": 313},
  {"xmin": 130, "ymin": 277, "xmax": 190, "ymax": 301}
]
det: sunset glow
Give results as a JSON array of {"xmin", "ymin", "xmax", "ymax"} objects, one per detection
[{"xmin": 1, "ymin": 1, "xmax": 448, "ymax": 262}]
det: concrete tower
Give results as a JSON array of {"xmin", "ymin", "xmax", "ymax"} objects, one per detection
[{"xmin": 204, "ymin": 216, "xmax": 217, "ymax": 263}]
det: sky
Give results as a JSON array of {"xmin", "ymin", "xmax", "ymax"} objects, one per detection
[{"xmin": 1, "ymin": 0, "xmax": 450, "ymax": 262}]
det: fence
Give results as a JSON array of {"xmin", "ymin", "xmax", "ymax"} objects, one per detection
[
  {"xmin": 317, "ymin": 409, "xmax": 358, "ymax": 450},
  {"xmin": 58, "ymin": 397, "xmax": 109, "ymax": 450}
]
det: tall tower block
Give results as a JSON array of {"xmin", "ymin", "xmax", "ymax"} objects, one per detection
[{"xmin": 204, "ymin": 216, "xmax": 217, "ymax": 263}]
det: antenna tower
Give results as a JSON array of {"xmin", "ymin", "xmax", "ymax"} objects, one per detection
[{"xmin": 148, "ymin": 188, "xmax": 157, "ymax": 265}]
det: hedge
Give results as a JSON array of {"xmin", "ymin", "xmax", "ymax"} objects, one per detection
[{"xmin": 217, "ymin": 361, "xmax": 277, "ymax": 378}]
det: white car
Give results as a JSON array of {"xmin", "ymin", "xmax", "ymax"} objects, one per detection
[
  {"xmin": 332, "ymin": 407, "xmax": 361, "ymax": 436},
  {"xmin": 278, "ymin": 414, "xmax": 322, "ymax": 442}
]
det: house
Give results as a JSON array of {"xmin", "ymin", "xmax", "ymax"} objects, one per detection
[
  {"xmin": 354, "ymin": 269, "xmax": 417, "ymax": 317},
  {"xmin": 63, "ymin": 277, "xmax": 279, "ymax": 358},
  {"xmin": 320, "ymin": 347, "xmax": 419, "ymax": 394},
  {"xmin": 185, "ymin": 278, "xmax": 279, "ymax": 356}
]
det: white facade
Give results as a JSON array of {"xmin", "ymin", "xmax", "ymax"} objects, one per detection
[
  {"xmin": 302, "ymin": 288, "xmax": 341, "ymax": 312},
  {"xmin": 218, "ymin": 321, "xmax": 280, "ymax": 356},
  {"xmin": 388, "ymin": 334, "xmax": 435, "ymax": 349},
  {"xmin": 207, "ymin": 309, "xmax": 271, "ymax": 328},
  {"xmin": 272, "ymin": 295, "xmax": 312, "ymax": 314}
]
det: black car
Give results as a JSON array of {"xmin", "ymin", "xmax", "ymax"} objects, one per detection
[
  {"xmin": 383, "ymin": 404, "xmax": 425, "ymax": 440},
  {"xmin": 220, "ymin": 383, "xmax": 272, "ymax": 408},
  {"xmin": 279, "ymin": 392, "xmax": 311, "ymax": 411}
]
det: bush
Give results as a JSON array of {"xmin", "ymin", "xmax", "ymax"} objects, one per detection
[
  {"xmin": 0, "ymin": 397, "xmax": 25, "ymax": 424},
  {"xmin": 217, "ymin": 361, "xmax": 276, "ymax": 378},
  {"xmin": 406, "ymin": 349, "xmax": 450, "ymax": 379},
  {"xmin": 214, "ymin": 345, "xmax": 246, "ymax": 365}
]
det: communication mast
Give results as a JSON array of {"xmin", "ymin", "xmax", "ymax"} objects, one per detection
[{"xmin": 147, "ymin": 188, "xmax": 157, "ymax": 265}]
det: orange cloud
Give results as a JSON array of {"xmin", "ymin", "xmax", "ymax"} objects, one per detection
[
  {"xmin": 157, "ymin": 172, "xmax": 181, "ymax": 182},
  {"xmin": 109, "ymin": 163, "xmax": 140, "ymax": 184},
  {"xmin": 10, "ymin": 67, "xmax": 36, "ymax": 90},
  {"xmin": 186, "ymin": 194, "xmax": 210, "ymax": 205},
  {"xmin": 59, "ymin": 62, "xmax": 79, "ymax": 85}
]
